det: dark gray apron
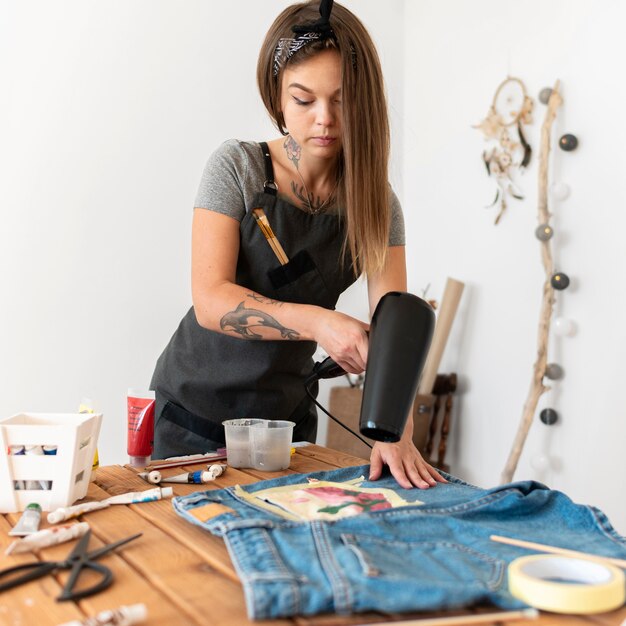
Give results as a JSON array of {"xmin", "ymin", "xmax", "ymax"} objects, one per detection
[{"xmin": 151, "ymin": 142, "xmax": 357, "ymax": 458}]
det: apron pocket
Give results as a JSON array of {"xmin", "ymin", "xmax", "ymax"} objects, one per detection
[{"xmin": 268, "ymin": 250, "xmax": 335, "ymax": 309}]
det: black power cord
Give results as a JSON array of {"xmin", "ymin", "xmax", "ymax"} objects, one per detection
[{"xmin": 304, "ymin": 379, "xmax": 373, "ymax": 450}]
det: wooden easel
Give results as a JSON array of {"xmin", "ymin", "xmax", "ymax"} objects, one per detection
[{"xmin": 424, "ymin": 373, "xmax": 457, "ymax": 472}]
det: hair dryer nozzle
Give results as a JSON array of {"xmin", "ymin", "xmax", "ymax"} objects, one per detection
[{"xmin": 359, "ymin": 292, "xmax": 435, "ymax": 442}]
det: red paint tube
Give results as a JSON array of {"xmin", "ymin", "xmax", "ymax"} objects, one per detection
[{"xmin": 127, "ymin": 389, "xmax": 155, "ymax": 467}]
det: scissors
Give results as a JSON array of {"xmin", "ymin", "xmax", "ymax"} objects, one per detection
[{"xmin": 0, "ymin": 529, "xmax": 141, "ymax": 601}]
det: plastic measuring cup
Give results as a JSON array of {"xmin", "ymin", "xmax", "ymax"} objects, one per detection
[
  {"xmin": 250, "ymin": 420, "xmax": 295, "ymax": 471},
  {"xmin": 223, "ymin": 419, "xmax": 265, "ymax": 468}
]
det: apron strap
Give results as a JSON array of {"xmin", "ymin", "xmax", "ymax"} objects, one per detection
[{"xmin": 259, "ymin": 142, "xmax": 278, "ymax": 196}]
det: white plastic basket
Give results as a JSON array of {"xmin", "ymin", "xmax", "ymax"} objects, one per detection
[{"xmin": 0, "ymin": 412, "xmax": 102, "ymax": 513}]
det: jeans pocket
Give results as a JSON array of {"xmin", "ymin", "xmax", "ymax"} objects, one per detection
[
  {"xmin": 341, "ymin": 534, "xmax": 505, "ymax": 591},
  {"xmin": 228, "ymin": 526, "xmax": 304, "ymax": 576}
]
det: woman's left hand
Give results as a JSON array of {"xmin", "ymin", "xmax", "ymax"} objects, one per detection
[
  {"xmin": 364, "ymin": 248, "xmax": 446, "ymax": 489},
  {"xmin": 368, "ymin": 424, "xmax": 447, "ymax": 489}
]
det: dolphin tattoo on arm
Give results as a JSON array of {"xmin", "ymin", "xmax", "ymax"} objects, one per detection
[{"xmin": 220, "ymin": 301, "xmax": 300, "ymax": 340}]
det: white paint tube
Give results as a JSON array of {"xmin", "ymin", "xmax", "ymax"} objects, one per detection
[
  {"xmin": 24, "ymin": 444, "xmax": 47, "ymax": 490},
  {"xmin": 137, "ymin": 470, "xmax": 162, "ymax": 484},
  {"xmin": 160, "ymin": 463, "xmax": 226, "ymax": 484},
  {"xmin": 159, "ymin": 470, "xmax": 214, "ymax": 484},
  {"xmin": 104, "ymin": 486, "xmax": 173, "ymax": 505},
  {"xmin": 47, "ymin": 487, "xmax": 174, "ymax": 524},
  {"xmin": 9, "ymin": 445, "xmax": 26, "ymax": 490},
  {"xmin": 206, "ymin": 464, "xmax": 227, "ymax": 479},
  {"xmin": 57, "ymin": 603, "xmax": 147, "ymax": 626},
  {"xmin": 5, "ymin": 522, "xmax": 90, "ymax": 555},
  {"xmin": 9, "ymin": 503, "xmax": 42, "ymax": 536},
  {"xmin": 47, "ymin": 500, "xmax": 111, "ymax": 524},
  {"xmin": 139, "ymin": 464, "xmax": 226, "ymax": 484}
]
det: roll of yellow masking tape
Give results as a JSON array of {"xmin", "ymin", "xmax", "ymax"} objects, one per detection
[{"xmin": 508, "ymin": 554, "xmax": 625, "ymax": 614}]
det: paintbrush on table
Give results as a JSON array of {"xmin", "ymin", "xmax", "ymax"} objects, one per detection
[
  {"xmin": 491, "ymin": 534, "xmax": 626, "ymax": 568},
  {"xmin": 359, "ymin": 607, "xmax": 538, "ymax": 626}
]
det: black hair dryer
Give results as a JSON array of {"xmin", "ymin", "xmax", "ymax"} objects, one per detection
[
  {"xmin": 307, "ymin": 291, "xmax": 436, "ymax": 442},
  {"xmin": 359, "ymin": 291, "xmax": 435, "ymax": 441}
]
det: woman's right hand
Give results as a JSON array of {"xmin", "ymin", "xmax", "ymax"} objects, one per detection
[{"xmin": 313, "ymin": 310, "xmax": 370, "ymax": 374}]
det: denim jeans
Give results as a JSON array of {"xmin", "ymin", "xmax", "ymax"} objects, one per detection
[{"xmin": 173, "ymin": 465, "xmax": 626, "ymax": 619}]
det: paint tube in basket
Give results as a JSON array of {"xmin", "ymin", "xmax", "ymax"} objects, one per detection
[
  {"xmin": 9, "ymin": 445, "xmax": 26, "ymax": 490},
  {"xmin": 42, "ymin": 445, "xmax": 57, "ymax": 489},
  {"xmin": 25, "ymin": 445, "xmax": 47, "ymax": 490}
]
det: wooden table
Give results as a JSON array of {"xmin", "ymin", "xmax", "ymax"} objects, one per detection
[{"xmin": 1, "ymin": 444, "xmax": 624, "ymax": 626}]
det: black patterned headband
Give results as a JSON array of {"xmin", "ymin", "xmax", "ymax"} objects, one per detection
[{"xmin": 273, "ymin": 0, "xmax": 336, "ymax": 76}]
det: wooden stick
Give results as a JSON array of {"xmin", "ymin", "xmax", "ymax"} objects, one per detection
[
  {"xmin": 500, "ymin": 80, "xmax": 562, "ymax": 484},
  {"xmin": 491, "ymin": 534, "xmax": 626, "ymax": 569},
  {"xmin": 359, "ymin": 607, "xmax": 538, "ymax": 626},
  {"xmin": 418, "ymin": 277, "xmax": 465, "ymax": 394}
]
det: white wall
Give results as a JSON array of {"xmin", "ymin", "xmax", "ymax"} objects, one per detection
[
  {"xmin": 0, "ymin": 0, "xmax": 282, "ymax": 462},
  {"xmin": 1, "ymin": 1, "xmax": 624, "ymax": 533},
  {"xmin": 0, "ymin": 0, "xmax": 398, "ymax": 462},
  {"xmin": 403, "ymin": 0, "xmax": 626, "ymax": 532}
]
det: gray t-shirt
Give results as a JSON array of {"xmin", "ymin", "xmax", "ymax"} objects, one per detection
[{"xmin": 194, "ymin": 139, "xmax": 406, "ymax": 246}]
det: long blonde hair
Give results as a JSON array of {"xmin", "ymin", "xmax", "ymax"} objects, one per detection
[{"xmin": 257, "ymin": 1, "xmax": 391, "ymax": 276}]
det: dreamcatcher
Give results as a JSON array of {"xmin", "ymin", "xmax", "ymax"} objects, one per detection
[{"xmin": 474, "ymin": 76, "xmax": 534, "ymax": 224}]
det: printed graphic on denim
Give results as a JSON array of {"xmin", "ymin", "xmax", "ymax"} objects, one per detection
[{"xmin": 235, "ymin": 479, "xmax": 419, "ymax": 521}]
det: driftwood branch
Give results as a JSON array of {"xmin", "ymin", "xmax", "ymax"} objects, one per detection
[{"xmin": 500, "ymin": 81, "xmax": 563, "ymax": 484}]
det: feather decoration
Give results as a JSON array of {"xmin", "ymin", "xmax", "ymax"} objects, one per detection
[
  {"xmin": 494, "ymin": 197, "xmax": 507, "ymax": 224},
  {"xmin": 483, "ymin": 152, "xmax": 492, "ymax": 175},
  {"xmin": 487, "ymin": 189, "xmax": 500, "ymax": 208},
  {"xmin": 518, "ymin": 122, "xmax": 532, "ymax": 168}
]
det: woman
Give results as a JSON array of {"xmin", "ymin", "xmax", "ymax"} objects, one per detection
[{"xmin": 151, "ymin": 0, "xmax": 444, "ymax": 489}]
